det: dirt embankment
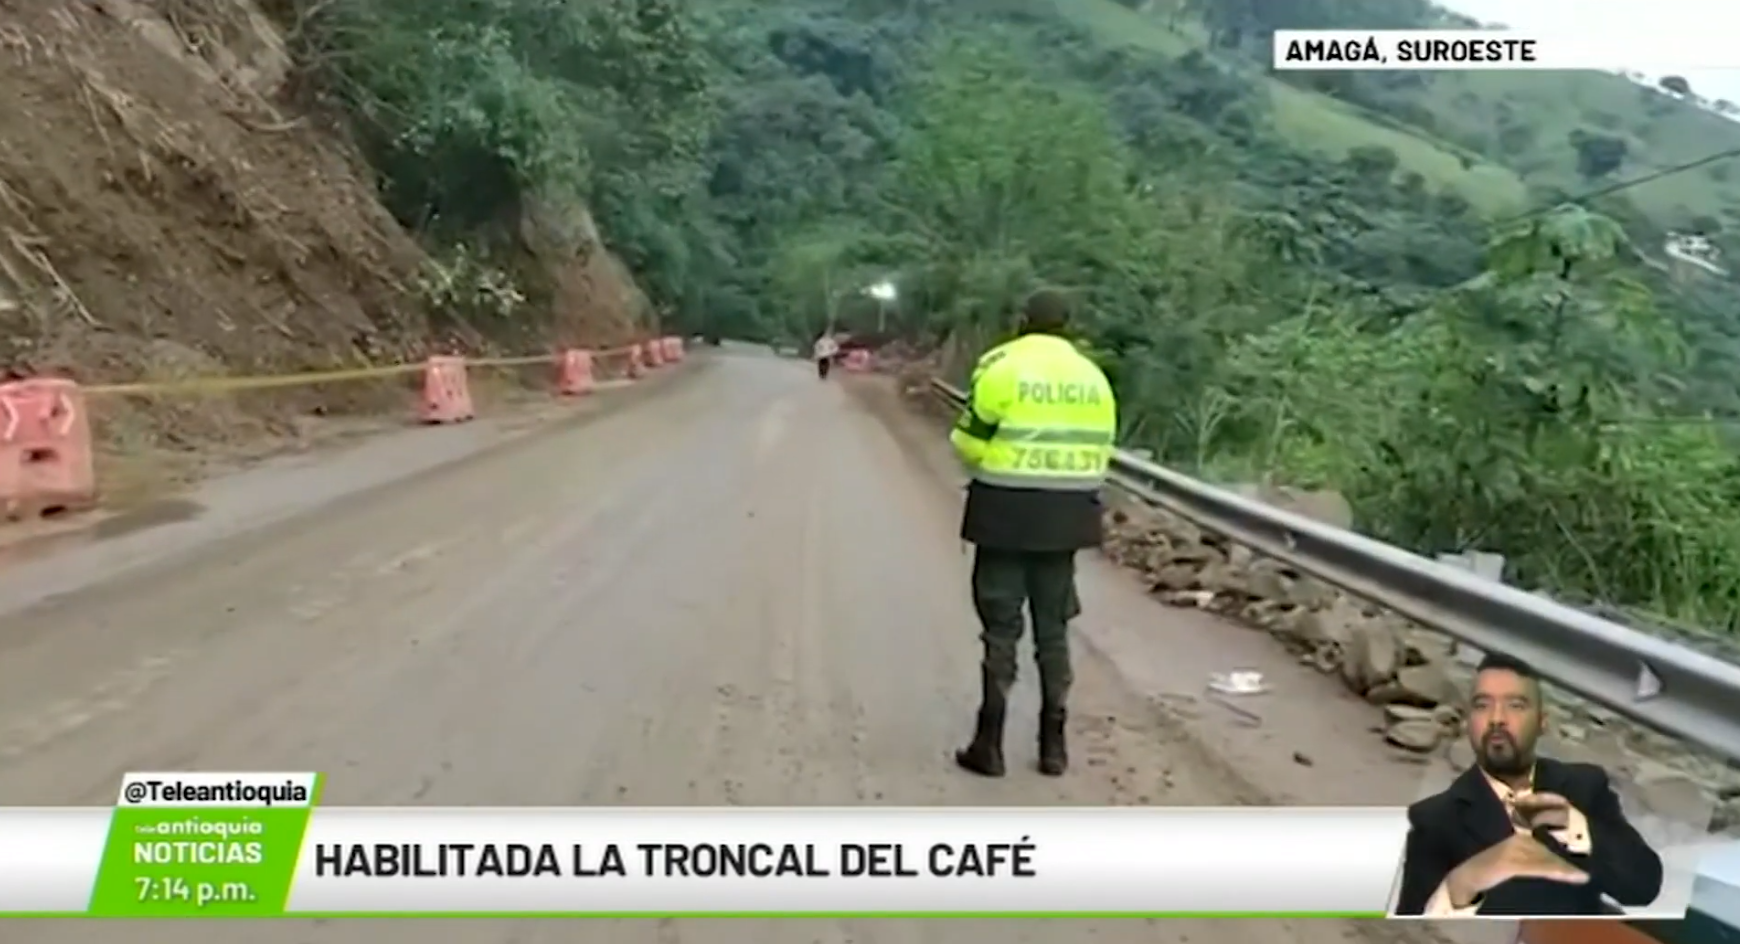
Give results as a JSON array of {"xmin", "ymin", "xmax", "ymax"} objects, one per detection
[{"xmin": 0, "ymin": 0, "xmax": 642, "ymax": 510}]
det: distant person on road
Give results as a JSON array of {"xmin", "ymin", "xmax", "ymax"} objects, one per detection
[
  {"xmin": 948, "ymin": 289, "xmax": 1116, "ymax": 778},
  {"xmin": 1392, "ymin": 652, "xmax": 1662, "ymax": 916},
  {"xmin": 813, "ymin": 331, "xmax": 839, "ymax": 380}
]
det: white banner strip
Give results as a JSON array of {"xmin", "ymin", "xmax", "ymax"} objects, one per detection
[
  {"xmin": 0, "ymin": 807, "xmax": 1408, "ymax": 914},
  {"xmin": 291, "ymin": 807, "xmax": 1408, "ymax": 913},
  {"xmin": 1271, "ymin": 29, "xmax": 1740, "ymax": 71},
  {"xmin": 0, "ymin": 810, "xmax": 111, "ymax": 912}
]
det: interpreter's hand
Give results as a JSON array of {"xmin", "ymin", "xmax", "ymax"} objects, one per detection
[
  {"xmin": 1444, "ymin": 833, "xmax": 1589, "ymax": 908},
  {"xmin": 1512, "ymin": 792, "xmax": 1574, "ymax": 830}
]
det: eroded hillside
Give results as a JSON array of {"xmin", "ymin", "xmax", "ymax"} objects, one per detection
[{"xmin": 0, "ymin": 0, "xmax": 642, "ymax": 494}]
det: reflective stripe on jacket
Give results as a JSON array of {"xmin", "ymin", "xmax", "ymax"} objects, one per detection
[{"xmin": 949, "ymin": 333, "xmax": 1116, "ymax": 492}]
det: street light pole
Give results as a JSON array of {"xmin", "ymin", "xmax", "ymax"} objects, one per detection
[{"xmin": 865, "ymin": 279, "xmax": 897, "ymax": 334}]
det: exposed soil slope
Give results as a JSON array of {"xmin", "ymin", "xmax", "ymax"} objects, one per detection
[
  {"xmin": 0, "ymin": 0, "xmax": 427, "ymax": 384},
  {"xmin": 0, "ymin": 0, "xmax": 641, "ymax": 508}
]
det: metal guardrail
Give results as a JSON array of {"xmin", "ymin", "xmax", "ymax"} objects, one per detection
[{"xmin": 931, "ymin": 379, "xmax": 1740, "ymax": 763}]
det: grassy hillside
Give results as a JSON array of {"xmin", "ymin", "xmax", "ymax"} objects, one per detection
[
  {"xmin": 1055, "ymin": 0, "xmax": 1529, "ymax": 212},
  {"xmin": 1063, "ymin": 0, "xmax": 1740, "ymax": 234},
  {"xmin": 1415, "ymin": 70, "xmax": 1740, "ymax": 225}
]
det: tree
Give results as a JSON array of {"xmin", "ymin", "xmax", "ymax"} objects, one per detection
[
  {"xmin": 1345, "ymin": 144, "xmax": 1399, "ymax": 182},
  {"xmin": 1211, "ymin": 204, "xmax": 1740, "ymax": 624},
  {"xmin": 1568, "ymin": 129, "xmax": 1627, "ymax": 180},
  {"xmin": 882, "ymin": 41, "xmax": 1146, "ymax": 333},
  {"xmin": 1496, "ymin": 119, "xmax": 1537, "ymax": 156}
]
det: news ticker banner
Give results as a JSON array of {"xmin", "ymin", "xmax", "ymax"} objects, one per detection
[
  {"xmin": 0, "ymin": 773, "xmax": 1699, "ymax": 918},
  {"xmin": 1271, "ymin": 29, "xmax": 1734, "ymax": 71}
]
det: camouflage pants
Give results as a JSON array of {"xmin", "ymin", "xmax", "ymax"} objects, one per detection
[{"xmin": 970, "ymin": 547, "xmax": 1078, "ymax": 710}]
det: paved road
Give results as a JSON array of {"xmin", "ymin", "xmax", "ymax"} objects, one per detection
[{"xmin": 0, "ymin": 350, "xmax": 1438, "ymax": 943}]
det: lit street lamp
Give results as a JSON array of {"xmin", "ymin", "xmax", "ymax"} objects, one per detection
[{"xmin": 865, "ymin": 280, "xmax": 897, "ymax": 332}]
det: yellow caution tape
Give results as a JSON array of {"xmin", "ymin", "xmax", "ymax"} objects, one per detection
[
  {"xmin": 86, "ymin": 363, "xmax": 427, "ymax": 396},
  {"xmin": 82, "ymin": 343, "xmax": 645, "ymax": 398},
  {"xmin": 468, "ymin": 354, "xmax": 557, "ymax": 368}
]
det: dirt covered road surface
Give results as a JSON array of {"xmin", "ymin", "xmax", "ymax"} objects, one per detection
[{"xmin": 0, "ymin": 348, "xmax": 1442, "ymax": 944}]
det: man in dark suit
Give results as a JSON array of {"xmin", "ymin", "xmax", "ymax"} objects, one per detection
[{"xmin": 1392, "ymin": 652, "xmax": 1663, "ymax": 916}]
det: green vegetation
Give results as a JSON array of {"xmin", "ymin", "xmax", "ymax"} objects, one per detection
[
  {"xmin": 1059, "ymin": 0, "xmax": 1531, "ymax": 212},
  {"xmin": 277, "ymin": 0, "xmax": 1740, "ymax": 632}
]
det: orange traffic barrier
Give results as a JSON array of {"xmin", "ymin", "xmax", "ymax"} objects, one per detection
[
  {"xmin": 0, "ymin": 341, "xmax": 702, "ymax": 524},
  {"xmin": 419, "ymin": 356, "xmax": 474, "ymax": 423},
  {"xmin": 555, "ymin": 349, "xmax": 594, "ymax": 396},
  {"xmin": 0, "ymin": 377, "xmax": 95, "ymax": 520}
]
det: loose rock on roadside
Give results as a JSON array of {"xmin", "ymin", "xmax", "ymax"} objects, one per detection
[{"xmin": 1099, "ymin": 487, "xmax": 1740, "ymax": 834}]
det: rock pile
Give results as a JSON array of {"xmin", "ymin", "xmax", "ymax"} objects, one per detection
[
  {"xmin": 1098, "ymin": 489, "xmax": 1740, "ymax": 835},
  {"xmin": 1103, "ymin": 491, "xmax": 1462, "ymax": 749}
]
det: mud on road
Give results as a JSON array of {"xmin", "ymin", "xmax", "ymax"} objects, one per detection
[{"xmin": 0, "ymin": 348, "xmax": 1446, "ymax": 943}]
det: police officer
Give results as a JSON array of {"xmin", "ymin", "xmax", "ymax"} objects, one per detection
[{"xmin": 949, "ymin": 289, "xmax": 1116, "ymax": 777}]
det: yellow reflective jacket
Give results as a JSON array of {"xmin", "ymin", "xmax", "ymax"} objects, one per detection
[{"xmin": 949, "ymin": 333, "xmax": 1116, "ymax": 491}]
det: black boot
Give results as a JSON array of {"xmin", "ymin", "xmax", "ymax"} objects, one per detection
[
  {"xmin": 1038, "ymin": 709, "xmax": 1067, "ymax": 776},
  {"xmin": 955, "ymin": 669, "xmax": 1008, "ymax": 778}
]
